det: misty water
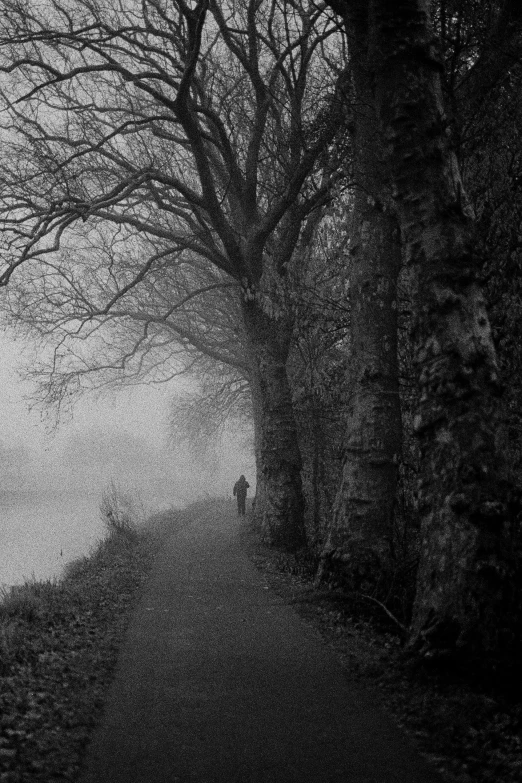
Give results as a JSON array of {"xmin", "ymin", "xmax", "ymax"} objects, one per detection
[
  {"xmin": 0, "ymin": 483, "xmax": 186, "ymax": 588},
  {"xmin": 0, "ymin": 425, "xmax": 189, "ymax": 588},
  {"xmin": 0, "ymin": 492, "xmax": 107, "ymax": 587}
]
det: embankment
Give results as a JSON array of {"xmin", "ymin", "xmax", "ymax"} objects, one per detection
[{"xmin": 0, "ymin": 509, "xmax": 177, "ymax": 782}]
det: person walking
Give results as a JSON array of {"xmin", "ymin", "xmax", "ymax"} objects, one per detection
[{"xmin": 233, "ymin": 475, "xmax": 250, "ymax": 516}]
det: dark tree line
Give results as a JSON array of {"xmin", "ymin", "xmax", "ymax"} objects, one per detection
[{"xmin": 1, "ymin": 0, "xmax": 521, "ymax": 667}]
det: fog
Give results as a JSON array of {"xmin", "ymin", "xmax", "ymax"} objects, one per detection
[
  {"xmin": 1, "ymin": 423, "xmax": 252, "ymax": 507},
  {"xmin": 0, "ymin": 334, "xmax": 255, "ymax": 586}
]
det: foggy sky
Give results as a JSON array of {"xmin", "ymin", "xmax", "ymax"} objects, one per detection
[{"xmin": 1, "ymin": 332, "xmax": 255, "ymax": 508}]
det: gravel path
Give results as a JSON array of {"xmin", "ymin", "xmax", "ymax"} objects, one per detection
[{"xmin": 78, "ymin": 502, "xmax": 442, "ymax": 783}]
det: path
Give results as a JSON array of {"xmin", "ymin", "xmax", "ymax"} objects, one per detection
[{"xmin": 78, "ymin": 502, "xmax": 442, "ymax": 783}]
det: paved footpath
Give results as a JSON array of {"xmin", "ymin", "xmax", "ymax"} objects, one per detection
[{"xmin": 79, "ymin": 503, "xmax": 442, "ymax": 783}]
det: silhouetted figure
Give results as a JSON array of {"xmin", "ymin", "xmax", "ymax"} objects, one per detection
[{"xmin": 233, "ymin": 475, "xmax": 250, "ymax": 516}]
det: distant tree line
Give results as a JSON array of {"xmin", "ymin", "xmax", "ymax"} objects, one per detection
[{"xmin": 1, "ymin": 0, "xmax": 521, "ymax": 669}]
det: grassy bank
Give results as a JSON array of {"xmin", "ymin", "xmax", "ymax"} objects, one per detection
[{"xmin": 0, "ymin": 512, "xmax": 172, "ymax": 783}]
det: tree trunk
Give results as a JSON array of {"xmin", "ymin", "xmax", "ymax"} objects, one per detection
[
  {"xmin": 242, "ymin": 297, "xmax": 306, "ymax": 551},
  {"xmin": 319, "ymin": 15, "xmax": 402, "ymax": 589},
  {"xmin": 371, "ymin": 0, "xmax": 522, "ymax": 660},
  {"xmin": 321, "ymin": 200, "xmax": 402, "ymax": 586},
  {"xmin": 249, "ymin": 374, "xmax": 267, "ymax": 524}
]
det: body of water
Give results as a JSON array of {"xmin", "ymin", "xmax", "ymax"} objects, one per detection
[{"xmin": 0, "ymin": 492, "xmax": 106, "ymax": 587}]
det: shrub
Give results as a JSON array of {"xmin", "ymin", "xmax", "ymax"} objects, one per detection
[{"xmin": 99, "ymin": 481, "xmax": 145, "ymax": 540}]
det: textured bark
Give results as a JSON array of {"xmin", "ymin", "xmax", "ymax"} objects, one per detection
[
  {"xmin": 321, "ymin": 201, "xmax": 402, "ymax": 584},
  {"xmin": 370, "ymin": 0, "xmax": 522, "ymax": 659},
  {"xmin": 320, "ymin": 7, "xmax": 402, "ymax": 587},
  {"xmin": 242, "ymin": 297, "xmax": 306, "ymax": 551}
]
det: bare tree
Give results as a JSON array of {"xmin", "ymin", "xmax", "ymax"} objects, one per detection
[
  {"xmin": 4, "ymin": 227, "xmax": 249, "ymax": 404},
  {"xmin": 0, "ymin": 0, "xmax": 345, "ymax": 549},
  {"xmin": 292, "ymin": 2, "xmax": 404, "ymax": 588},
  {"xmin": 169, "ymin": 366, "xmax": 252, "ymax": 459}
]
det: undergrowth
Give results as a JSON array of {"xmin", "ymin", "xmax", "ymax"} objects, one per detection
[{"xmin": 240, "ymin": 517, "xmax": 522, "ymax": 783}]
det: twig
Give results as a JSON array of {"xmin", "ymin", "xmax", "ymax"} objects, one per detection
[{"xmin": 357, "ymin": 593, "xmax": 408, "ymax": 635}]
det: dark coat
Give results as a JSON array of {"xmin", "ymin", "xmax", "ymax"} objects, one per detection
[{"xmin": 233, "ymin": 477, "xmax": 249, "ymax": 498}]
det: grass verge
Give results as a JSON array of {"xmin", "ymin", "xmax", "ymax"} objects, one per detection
[
  {"xmin": 0, "ymin": 513, "xmax": 174, "ymax": 783},
  {"xmin": 239, "ymin": 518, "xmax": 522, "ymax": 783}
]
